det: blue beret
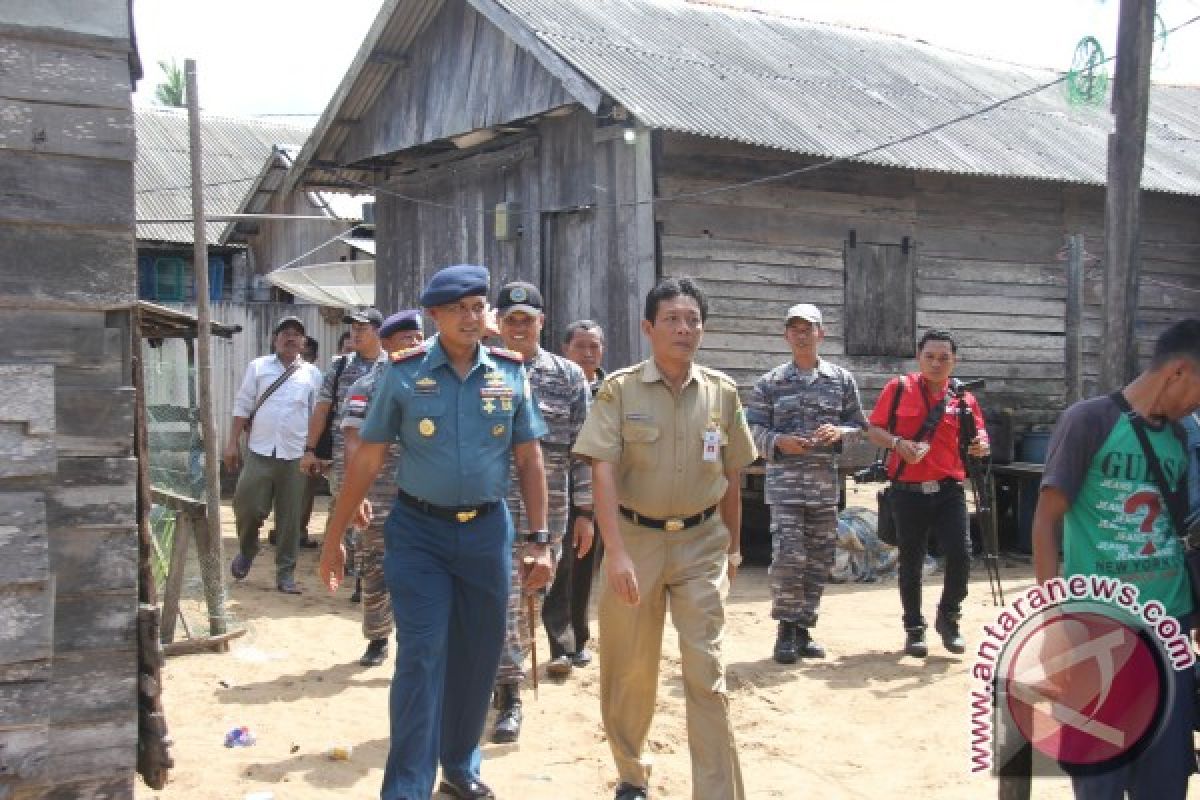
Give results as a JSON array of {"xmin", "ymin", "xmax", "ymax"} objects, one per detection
[
  {"xmin": 419, "ymin": 265, "xmax": 490, "ymax": 308},
  {"xmin": 380, "ymin": 309, "xmax": 422, "ymax": 337}
]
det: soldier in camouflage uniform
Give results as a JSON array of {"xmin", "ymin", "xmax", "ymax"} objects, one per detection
[
  {"xmin": 300, "ymin": 307, "xmax": 390, "ymax": 576},
  {"xmin": 491, "ymin": 281, "xmax": 591, "ymax": 744},
  {"xmin": 339, "ymin": 311, "xmax": 425, "ymax": 667},
  {"xmin": 746, "ymin": 303, "xmax": 867, "ymax": 663}
]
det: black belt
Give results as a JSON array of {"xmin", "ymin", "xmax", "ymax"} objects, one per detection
[
  {"xmin": 891, "ymin": 478, "xmax": 962, "ymax": 495},
  {"xmin": 619, "ymin": 505, "xmax": 718, "ymax": 532},
  {"xmin": 396, "ymin": 489, "xmax": 499, "ymax": 523}
]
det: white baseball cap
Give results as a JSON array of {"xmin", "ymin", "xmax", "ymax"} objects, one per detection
[{"xmin": 785, "ymin": 303, "xmax": 823, "ymax": 326}]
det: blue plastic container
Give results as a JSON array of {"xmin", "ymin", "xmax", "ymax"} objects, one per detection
[{"xmin": 1019, "ymin": 431, "xmax": 1051, "ymax": 464}]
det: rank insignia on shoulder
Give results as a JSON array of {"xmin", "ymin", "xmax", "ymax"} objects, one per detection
[
  {"xmin": 391, "ymin": 344, "xmax": 426, "ymax": 362},
  {"xmin": 488, "ymin": 345, "xmax": 524, "ymax": 362},
  {"xmin": 597, "ymin": 383, "xmax": 615, "ymax": 402}
]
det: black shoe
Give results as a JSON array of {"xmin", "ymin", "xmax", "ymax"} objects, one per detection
[
  {"xmin": 437, "ymin": 776, "xmax": 495, "ymax": 799},
  {"xmin": 491, "ymin": 684, "xmax": 522, "ymax": 743},
  {"xmin": 268, "ymin": 528, "xmax": 278, "ymax": 546},
  {"xmin": 571, "ymin": 647, "xmax": 593, "ymax": 668},
  {"xmin": 349, "ymin": 577, "xmax": 362, "ymax": 604},
  {"xmin": 615, "ymin": 783, "xmax": 648, "ymax": 800},
  {"xmin": 299, "ymin": 535, "xmax": 319, "ymax": 549},
  {"xmin": 905, "ymin": 626, "xmax": 928, "ymax": 658},
  {"xmin": 796, "ymin": 627, "xmax": 826, "ymax": 659},
  {"xmin": 277, "ymin": 576, "xmax": 302, "ymax": 594},
  {"xmin": 773, "ymin": 620, "xmax": 799, "ymax": 664},
  {"xmin": 935, "ymin": 612, "xmax": 966, "ymax": 654},
  {"xmin": 359, "ymin": 638, "xmax": 388, "ymax": 667}
]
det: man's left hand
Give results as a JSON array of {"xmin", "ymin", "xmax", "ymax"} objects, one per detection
[
  {"xmin": 520, "ymin": 545, "xmax": 555, "ymax": 591},
  {"xmin": 811, "ymin": 423, "xmax": 843, "ymax": 446},
  {"xmin": 573, "ymin": 516, "xmax": 595, "ymax": 559},
  {"xmin": 968, "ymin": 434, "xmax": 990, "ymax": 458},
  {"xmin": 727, "ymin": 557, "xmax": 739, "ymax": 583}
]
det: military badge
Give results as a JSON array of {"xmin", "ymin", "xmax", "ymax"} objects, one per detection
[
  {"xmin": 482, "ymin": 398, "xmax": 497, "ymax": 414},
  {"xmin": 415, "ymin": 376, "xmax": 439, "ymax": 394},
  {"xmin": 492, "ymin": 424, "xmax": 506, "ymax": 437},
  {"xmin": 510, "ymin": 286, "xmax": 528, "ymax": 303},
  {"xmin": 418, "ymin": 418, "xmax": 436, "ymax": 437},
  {"xmin": 501, "ymin": 398, "xmax": 512, "ymax": 412}
]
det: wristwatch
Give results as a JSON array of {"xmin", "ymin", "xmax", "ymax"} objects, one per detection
[
  {"xmin": 728, "ymin": 552, "xmax": 743, "ymax": 568},
  {"xmin": 523, "ymin": 529, "xmax": 551, "ymax": 546}
]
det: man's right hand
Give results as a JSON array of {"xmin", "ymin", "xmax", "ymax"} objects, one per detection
[
  {"xmin": 318, "ymin": 537, "xmax": 347, "ymax": 592},
  {"xmin": 222, "ymin": 442, "xmax": 241, "ymax": 472},
  {"xmin": 775, "ymin": 434, "xmax": 812, "ymax": 456},
  {"xmin": 605, "ymin": 548, "xmax": 640, "ymax": 606},
  {"xmin": 299, "ymin": 451, "xmax": 319, "ymax": 475}
]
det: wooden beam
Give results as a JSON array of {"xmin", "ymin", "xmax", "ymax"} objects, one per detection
[
  {"xmin": 367, "ymin": 50, "xmax": 410, "ymax": 67},
  {"xmin": 1101, "ymin": 0, "xmax": 1155, "ymax": 391},
  {"xmin": 1064, "ymin": 234, "xmax": 1084, "ymax": 404}
]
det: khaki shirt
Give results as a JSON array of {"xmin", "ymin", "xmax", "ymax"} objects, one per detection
[{"xmin": 573, "ymin": 359, "xmax": 756, "ymax": 518}]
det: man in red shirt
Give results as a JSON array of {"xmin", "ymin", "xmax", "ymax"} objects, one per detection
[{"xmin": 866, "ymin": 330, "xmax": 989, "ymax": 658}]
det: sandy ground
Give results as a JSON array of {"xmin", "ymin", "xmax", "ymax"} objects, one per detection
[{"xmin": 137, "ymin": 494, "xmax": 1090, "ymax": 800}]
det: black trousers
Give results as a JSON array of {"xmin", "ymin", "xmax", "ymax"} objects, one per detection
[
  {"xmin": 891, "ymin": 483, "xmax": 970, "ymax": 630},
  {"xmin": 542, "ymin": 508, "xmax": 602, "ymax": 659}
]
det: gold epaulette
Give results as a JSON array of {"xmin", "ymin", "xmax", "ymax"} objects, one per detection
[
  {"xmin": 487, "ymin": 345, "xmax": 524, "ymax": 363},
  {"xmin": 390, "ymin": 344, "xmax": 427, "ymax": 362}
]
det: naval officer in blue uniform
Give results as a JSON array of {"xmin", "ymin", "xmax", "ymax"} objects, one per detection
[{"xmin": 319, "ymin": 264, "xmax": 553, "ymax": 800}]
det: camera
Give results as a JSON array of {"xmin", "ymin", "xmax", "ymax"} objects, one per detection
[{"xmin": 853, "ymin": 460, "xmax": 890, "ymax": 484}]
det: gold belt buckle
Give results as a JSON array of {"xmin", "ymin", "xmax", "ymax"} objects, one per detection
[
  {"xmin": 456, "ymin": 510, "xmax": 478, "ymax": 523},
  {"xmin": 664, "ymin": 518, "xmax": 685, "ymax": 532}
]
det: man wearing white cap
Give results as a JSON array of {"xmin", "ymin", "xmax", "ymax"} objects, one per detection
[{"xmin": 745, "ymin": 303, "xmax": 867, "ymax": 662}]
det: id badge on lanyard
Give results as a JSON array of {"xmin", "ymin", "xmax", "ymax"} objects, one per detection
[{"xmin": 703, "ymin": 426, "xmax": 721, "ymax": 462}]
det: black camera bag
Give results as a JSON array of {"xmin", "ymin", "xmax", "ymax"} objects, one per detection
[{"xmin": 876, "ymin": 379, "xmax": 906, "ymax": 545}]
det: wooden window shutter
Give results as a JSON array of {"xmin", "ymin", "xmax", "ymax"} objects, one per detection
[{"xmin": 844, "ymin": 236, "xmax": 915, "ymax": 357}]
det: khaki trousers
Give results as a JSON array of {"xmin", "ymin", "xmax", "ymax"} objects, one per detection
[{"xmin": 598, "ymin": 515, "xmax": 744, "ymax": 799}]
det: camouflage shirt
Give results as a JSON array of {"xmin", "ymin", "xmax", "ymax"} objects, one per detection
[
  {"xmin": 507, "ymin": 347, "xmax": 592, "ymax": 534},
  {"xmin": 319, "ymin": 351, "xmax": 389, "ymax": 475},
  {"xmin": 747, "ymin": 358, "xmax": 867, "ymax": 506},
  {"xmin": 339, "ymin": 360, "xmax": 401, "ymax": 527}
]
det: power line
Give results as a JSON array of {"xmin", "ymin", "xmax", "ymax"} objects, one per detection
[{"xmin": 137, "ymin": 176, "xmax": 256, "ymax": 194}]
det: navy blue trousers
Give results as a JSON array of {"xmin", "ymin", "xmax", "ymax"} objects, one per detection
[{"xmin": 379, "ymin": 499, "xmax": 512, "ymax": 800}]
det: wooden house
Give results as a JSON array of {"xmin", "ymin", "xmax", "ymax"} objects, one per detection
[
  {"xmin": 0, "ymin": 1, "xmax": 150, "ymax": 796},
  {"xmin": 289, "ymin": 0, "xmax": 1200, "ymax": 435}
]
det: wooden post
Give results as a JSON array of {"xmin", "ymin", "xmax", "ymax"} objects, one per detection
[
  {"xmin": 1100, "ymin": 0, "xmax": 1156, "ymax": 392},
  {"xmin": 1064, "ymin": 234, "xmax": 1084, "ymax": 404},
  {"xmin": 186, "ymin": 60, "xmax": 228, "ymax": 635},
  {"xmin": 158, "ymin": 511, "xmax": 190, "ymax": 645}
]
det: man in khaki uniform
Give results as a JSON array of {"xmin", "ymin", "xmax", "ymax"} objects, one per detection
[{"xmin": 573, "ymin": 277, "xmax": 756, "ymax": 800}]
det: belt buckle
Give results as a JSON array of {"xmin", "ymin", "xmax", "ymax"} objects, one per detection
[
  {"xmin": 920, "ymin": 480, "xmax": 939, "ymax": 494},
  {"xmin": 664, "ymin": 518, "xmax": 685, "ymax": 532},
  {"xmin": 456, "ymin": 510, "xmax": 478, "ymax": 523}
]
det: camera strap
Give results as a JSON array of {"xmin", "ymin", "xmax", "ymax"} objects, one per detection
[
  {"xmin": 884, "ymin": 376, "xmax": 946, "ymax": 481},
  {"xmin": 1110, "ymin": 391, "xmax": 1189, "ymax": 537}
]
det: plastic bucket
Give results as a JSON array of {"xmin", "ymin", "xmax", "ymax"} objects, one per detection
[{"xmin": 1019, "ymin": 431, "xmax": 1051, "ymax": 464}]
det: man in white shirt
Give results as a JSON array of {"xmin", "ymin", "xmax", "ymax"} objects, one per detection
[{"xmin": 223, "ymin": 316, "xmax": 323, "ymax": 593}]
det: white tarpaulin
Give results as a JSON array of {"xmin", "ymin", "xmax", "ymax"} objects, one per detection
[{"xmin": 265, "ymin": 260, "xmax": 374, "ymax": 306}]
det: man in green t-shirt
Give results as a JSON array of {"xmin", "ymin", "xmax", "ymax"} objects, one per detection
[{"xmin": 1034, "ymin": 317, "xmax": 1200, "ymax": 798}]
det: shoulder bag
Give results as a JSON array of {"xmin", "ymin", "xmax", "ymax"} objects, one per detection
[
  {"xmin": 314, "ymin": 355, "xmax": 349, "ymax": 460},
  {"xmin": 246, "ymin": 361, "xmax": 300, "ymax": 432}
]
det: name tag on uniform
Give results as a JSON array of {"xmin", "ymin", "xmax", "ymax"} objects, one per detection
[
  {"xmin": 415, "ymin": 377, "xmax": 439, "ymax": 395},
  {"xmin": 345, "ymin": 394, "xmax": 369, "ymax": 417},
  {"xmin": 703, "ymin": 427, "xmax": 721, "ymax": 462}
]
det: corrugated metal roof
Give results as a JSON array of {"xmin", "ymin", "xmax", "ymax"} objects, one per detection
[
  {"xmin": 493, "ymin": 0, "xmax": 1200, "ymax": 194},
  {"xmin": 293, "ymin": 0, "xmax": 1200, "ymax": 196},
  {"xmin": 135, "ymin": 108, "xmax": 313, "ymax": 244}
]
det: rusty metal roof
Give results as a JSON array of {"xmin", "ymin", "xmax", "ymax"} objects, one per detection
[
  {"xmin": 135, "ymin": 108, "xmax": 313, "ymax": 245},
  {"xmin": 293, "ymin": 0, "xmax": 1200, "ymax": 196}
]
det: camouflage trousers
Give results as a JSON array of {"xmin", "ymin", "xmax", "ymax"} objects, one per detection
[
  {"xmin": 494, "ymin": 447, "xmax": 571, "ymax": 686},
  {"xmin": 769, "ymin": 503, "xmax": 839, "ymax": 627},
  {"xmin": 358, "ymin": 524, "xmax": 392, "ymax": 641}
]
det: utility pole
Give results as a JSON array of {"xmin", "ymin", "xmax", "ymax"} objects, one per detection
[
  {"xmin": 1101, "ymin": 0, "xmax": 1156, "ymax": 391},
  {"xmin": 186, "ymin": 59, "xmax": 228, "ymax": 635}
]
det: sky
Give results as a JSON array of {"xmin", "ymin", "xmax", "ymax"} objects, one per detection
[{"xmin": 131, "ymin": 0, "xmax": 1200, "ymax": 119}]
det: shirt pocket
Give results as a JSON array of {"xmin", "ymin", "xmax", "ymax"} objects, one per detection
[
  {"xmin": 621, "ymin": 422, "xmax": 660, "ymax": 469},
  {"xmin": 406, "ymin": 396, "xmax": 446, "ymax": 441}
]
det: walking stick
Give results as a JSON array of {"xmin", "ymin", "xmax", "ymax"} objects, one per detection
[{"xmin": 526, "ymin": 592, "xmax": 539, "ymax": 700}]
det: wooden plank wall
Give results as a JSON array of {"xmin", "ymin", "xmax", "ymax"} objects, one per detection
[
  {"xmin": 243, "ymin": 190, "xmax": 356, "ymax": 277},
  {"xmin": 657, "ymin": 133, "xmax": 1199, "ymax": 431},
  {"xmin": 339, "ymin": 0, "xmax": 575, "ymax": 167},
  {"xmin": 375, "ymin": 107, "xmax": 656, "ymax": 371},
  {"xmin": 0, "ymin": 6, "xmax": 139, "ymax": 796}
]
